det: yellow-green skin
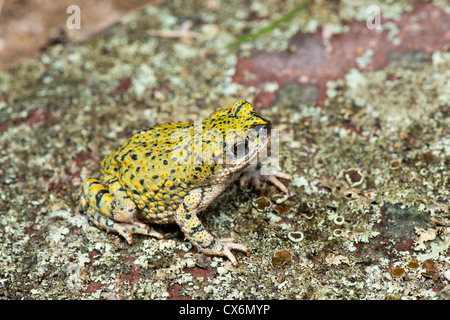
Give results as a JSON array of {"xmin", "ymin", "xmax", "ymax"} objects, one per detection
[{"xmin": 80, "ymin": 100, "xmax": 271, "ymax": 266}]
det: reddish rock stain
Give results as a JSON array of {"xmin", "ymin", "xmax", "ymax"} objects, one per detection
[
  {"xmin": 167, "ymin": 283, "xmax": 192, "ymax": 300},
  {"xmin": 232, "ymin": 3, "xmax": 450, "ymax": 108},
  {"xmin": 183, "ymin": 267, "xmax": 211, "ymax": 280}
]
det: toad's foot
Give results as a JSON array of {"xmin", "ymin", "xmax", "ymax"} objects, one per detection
[
  {"xmin": 114, "ymin": 221, "xmax": 164, "ymax": 245},
  {"xmin": 200, "ymin": 237, "xmax": 250, "ymax": 267},
  {"xmin": 240, "ymin": 166, "xmax": 293, "ymax": 195},
  {"xmin": 86, "ymin": 208, "xmax": 164, "ymax": 245}
]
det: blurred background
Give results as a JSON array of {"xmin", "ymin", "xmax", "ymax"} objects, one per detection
[{"xmin": 0, "ymin": 0, "xmax": 164, "ymax": 70}]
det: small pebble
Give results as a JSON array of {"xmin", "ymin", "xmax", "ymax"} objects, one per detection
[
  {"xmin": 217, "ymin": 266, "xmax": 228, "ymax": 275},
  {"xmin": 443, "ymin": 269, "xmax": 450, "ymax": 282}
]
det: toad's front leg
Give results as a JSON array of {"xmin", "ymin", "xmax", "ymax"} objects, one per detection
[{"xmin": 175, "ymin": 188, "xmax": 250, "ymax": 266}]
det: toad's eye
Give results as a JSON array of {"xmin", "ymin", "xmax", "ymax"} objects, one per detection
[{"xmin": 232, "ymin": 138, "xmax": 249, "ymax": 156}]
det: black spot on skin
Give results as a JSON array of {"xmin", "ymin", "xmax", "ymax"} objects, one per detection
[
  {"xmin": 234, "ymin": 100, "xmax": 245, "ymax": 117},
  {"xmin": 95, "ymin": 189, "xmax": 108, "ymax": 208},
  {"xmin": 105, "ymin": 218, "xmax": 115, "ymax": 228},
  {"xmin": 163, "ymin": 160, "xmax": 168, "ymax": 165},
  {"xmin": 204, "ymin": 238, "xmax": 216, "ymax": 250},
  {"xmin": 121, "ymin": 150, "xmax": 132, "ymax": 162},
  {"xmin": 190, "ymin": 224, "xmax": 205, "ymax": 235},
  {"xmin": 89, "ymin": 180, "xmax": 102, "ymax": 187},
  {"xmin": 131, "ymin": 154, "xmax": 138, "ymax": 160},
  {"xmin": 105, "ymin": 177, "xmax": 118, "ymax": 185}
]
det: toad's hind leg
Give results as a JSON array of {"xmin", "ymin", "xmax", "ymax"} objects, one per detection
[
  {"xmin": 175, "ymin": 188, "xmax": 250, "ymax": 266},
  {"xmin": 80, "ymin": 178, "xmax": 163, "ymax": 244}
]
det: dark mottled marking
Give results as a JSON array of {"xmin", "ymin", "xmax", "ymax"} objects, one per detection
[
  {"xmin": 190, "ymin": 223, "xmax": 205, "ymax": 235},
  {"xmin": 89, "ymin": 180, "xmax": 102, "ymax": 186},
  {"xmin": 105, "ymin": 218, "xmax": 115, "ymax": 228},
  {"xmin": 121, "ymin": 150, "xmax": 132, "ymax": 162},
  {"xmin": 204, "ymin": 238, "xmax": 217, "ymax": 250},
  {"xmin": 105, "ymin": 177, "xmax": 118, "ymax": 185},
  {"xmin": 95, "ymin": 189, "xmax": 109, "ymax": 208}
]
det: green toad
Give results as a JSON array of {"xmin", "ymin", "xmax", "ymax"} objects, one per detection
[{"xmin": 80, "ymin": 100, "xmax": 291, "ymax": 266}]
